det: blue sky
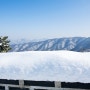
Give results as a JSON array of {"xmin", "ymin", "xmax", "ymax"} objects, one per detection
[{"xmin": 0, "ymin": 0, "xmax": 90, "ymax": 40}]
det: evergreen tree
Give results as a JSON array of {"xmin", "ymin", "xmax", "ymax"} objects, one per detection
[{"xmin": 0, "ymin": 36, "xmax": 11, "ymax": 52}]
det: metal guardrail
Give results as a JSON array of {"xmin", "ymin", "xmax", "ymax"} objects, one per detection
[
  {"xmin": 0, "ymin": 79, "xmax": 89, "ymax": 90},
  {"xmin": 0, "ymin": 84, "xmax": 88, "ymax": 90}
]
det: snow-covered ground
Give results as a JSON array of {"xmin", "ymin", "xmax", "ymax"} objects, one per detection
[{"xmin": 0, "ymin": 51, "xmax": 90, "ymax": 83}]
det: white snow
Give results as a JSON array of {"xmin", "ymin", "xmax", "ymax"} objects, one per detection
[{"xmin": 0, "ymin": 51, "xmax": 90, "ymax": 83}]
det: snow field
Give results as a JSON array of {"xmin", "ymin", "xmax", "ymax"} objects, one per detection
[{"xmin": 0, "ymin": 51, "xmax": 90, "ymax": 83}]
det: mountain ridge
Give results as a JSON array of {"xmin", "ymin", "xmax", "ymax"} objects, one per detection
[{"xmin": 10, "ymin": 37, "xmax": 90, "ymax": 52}]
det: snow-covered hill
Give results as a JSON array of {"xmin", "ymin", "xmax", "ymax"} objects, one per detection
[
  {"xmin": 0, "ymin": 51, "xmax": 90, "ymax": 83},
  {"xmin": 10, "ymin": 37, "xmax": 90, "ymax": 52}
]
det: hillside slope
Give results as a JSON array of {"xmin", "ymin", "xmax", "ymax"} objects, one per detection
[{"xmin": 10, "ymin": 37, "xmax": 90, "ymax": 52}]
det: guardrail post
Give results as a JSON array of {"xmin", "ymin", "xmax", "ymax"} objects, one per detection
[
  {"xmin": 5, "ymin": 85, "xmax": 9, "ymax": 90},
  {"xmin": 19, "ymin": 80, "xmax": 24, "ymax": 88},
  {"xmin": 55, "ymin": 81, "xmax": 61, "ymax": 88},
  {"xmin": 29, "ymin": 87, "xmax": 34, "ymax": 90}
]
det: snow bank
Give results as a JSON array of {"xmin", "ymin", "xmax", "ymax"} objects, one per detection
[{"xmin": 0, "ymin": 51, "xmax": 90, "ymax": 83}]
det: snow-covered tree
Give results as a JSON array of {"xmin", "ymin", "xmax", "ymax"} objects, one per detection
[{"xmin": 0, "ymin": 36, "xmax": 11, "ymax": 52}]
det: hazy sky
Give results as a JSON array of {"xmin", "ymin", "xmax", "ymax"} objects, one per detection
[{"xmin": 0, "ymin": 0, "xmax": 90, "ymax": 40}]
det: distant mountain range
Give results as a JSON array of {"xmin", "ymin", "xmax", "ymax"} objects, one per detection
[{"xmin": 10, "ymin": 37, "xmax": 90, "ymax": 52}]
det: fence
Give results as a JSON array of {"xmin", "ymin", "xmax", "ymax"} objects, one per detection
[{"xmin": 0, "ymin": 79, "xmax": 89, "ymax": 90}]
